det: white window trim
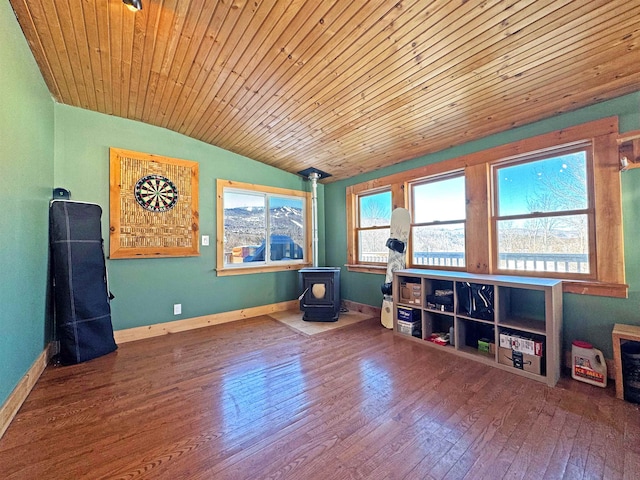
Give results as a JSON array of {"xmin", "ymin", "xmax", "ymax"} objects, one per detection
[{"xmin": 216, "ymin": 179, "xmax": 312, "ymax": 276}]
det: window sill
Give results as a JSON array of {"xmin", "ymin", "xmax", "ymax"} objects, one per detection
[
  {"xmin": 345, "ymin": 264, "xmax": 386, "ymax": 274},
  {"xmin": 346, "ymin": 264, "xmax": 467, "ymax": 274},
  {"xmin": 217, "ymin": 263, "xmax": 311, "ymax": 276},
  {"xmin": 345, "ymin": 264, "xmax": 628, "ymax": 298},
  {"xmin": 563, "ymin": 281, "xmax": 628, "ymax": 298}
]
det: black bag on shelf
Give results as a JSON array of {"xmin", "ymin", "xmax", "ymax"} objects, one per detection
[
  {"xmin": 457, "ymin": 282, "xmax": 494, "ymax": 320},
  {"xmin": 426, "ymin": 294, "xmax": 453, "ymax": 306}
]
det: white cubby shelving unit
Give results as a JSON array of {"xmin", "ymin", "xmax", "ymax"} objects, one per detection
[{"xmin": 393, "ymin": 269, "xmax": 563, "ymax": 386}]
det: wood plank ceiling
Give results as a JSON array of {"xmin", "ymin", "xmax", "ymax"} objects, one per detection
[{"xmin": 9, "ymin": 0, "xmax": 640, "ymax": 182}]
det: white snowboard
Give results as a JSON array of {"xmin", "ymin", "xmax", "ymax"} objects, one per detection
[{"xmin": 381, "ymin": 208, "xmax": 411, "ymax": 329}]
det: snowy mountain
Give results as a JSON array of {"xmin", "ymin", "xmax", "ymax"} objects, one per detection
[{"xmin": 223, "ymin": 206, "xmax": 304, "ymax": 251}]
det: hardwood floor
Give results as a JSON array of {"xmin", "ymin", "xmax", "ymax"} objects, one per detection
[{"xmin": 1, "ymin": 314, "xmax": 639, "ymax": 479}]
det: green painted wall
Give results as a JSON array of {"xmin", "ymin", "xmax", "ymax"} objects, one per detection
[
  {"xmin": 0, "ymin": 1, "xmax": 54, "ymax": 404},
  {"xmin": 325, "ymin": 92, "xmax": 640, "ymax": 358},
  {"xmin": 54, "ymin": 105, "xmax": 325, "ymax": 330}
]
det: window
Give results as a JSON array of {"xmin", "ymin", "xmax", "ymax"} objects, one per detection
[
  {"xmin": 216, "ymin": 180, "xmax": 310, "ymax": 275},
  {"xmin": 355, "ymin": 190, "xmax": 392, "ymax": 264},
  {"xmin": 410, "ymin": 174, "xmax": 466, "ymax": 268},
  {"xmin": 493, "ymin": 148, "xmax": 593, "ymax": 276},
  {"xmin": 346, "ymin": 117, "xmax": 626, "ymax": 297}
]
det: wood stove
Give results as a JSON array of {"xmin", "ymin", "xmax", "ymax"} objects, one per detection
[
  {"xmin": 297, "ymin": 168, "xmax": 340, "ymax": 322},
  {"xmin": 299, "ymin": 267, "xmax": 341, "ymax": 322}
]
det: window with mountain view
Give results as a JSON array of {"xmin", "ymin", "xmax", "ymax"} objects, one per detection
[
  {"xmin": 217, "ymin": 180, "xmax": 308, "ymax": 273},
  {"xmin": 493, "ymin": 148, "xmax": 592, "ymax": 275},
  {"xmin": 410, "ymin": 174, "xmax": 466, "ymax": 268},
  {"xmin": 356, "ymin": 190, "xmax": 392, "ymax": 263},
  {"xmin": 345, "ymin": 119, "xmax": 624, "ymax": 297}
]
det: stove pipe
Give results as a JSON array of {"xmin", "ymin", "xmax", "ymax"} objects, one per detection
[{"xmin": 308, "ymin": 171, "xmax": 320, "ymax": 267}]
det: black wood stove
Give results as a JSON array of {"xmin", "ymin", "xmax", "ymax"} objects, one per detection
[{"xmin": 298, "ymin": 267, "xmax": 341, "ymax": 322}]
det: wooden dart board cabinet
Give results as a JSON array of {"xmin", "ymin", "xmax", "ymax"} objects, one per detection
[{"xmin": 109, "ymin": 148, "xmax": 199, "ymax": 259}]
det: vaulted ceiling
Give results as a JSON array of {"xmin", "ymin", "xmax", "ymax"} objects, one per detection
[{"xmin": 9, "ymin": 0, "xmax": 640, "ymax": 182}]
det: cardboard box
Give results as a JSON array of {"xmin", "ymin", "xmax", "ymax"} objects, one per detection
[
  {"xmin": 400, "ymin": 281, "xmax": 422, "ymax": 305},
  {"xmin": 398, "ymin": 319, "xmax": 421, "ymax": 337},
  {"xmin": 498, "ymin": 347, "xmax": 542, "ymax": 375},
  {"xmin": 397, "ymin": 306, "xmax": 420, "ymax": 322},
  {"xmin": 499, "ymin": 332, "xmax": 543, "ymax": 357}
]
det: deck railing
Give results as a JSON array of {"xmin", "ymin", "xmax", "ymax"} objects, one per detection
[{"xmin": 360, "ymin": 251, "xmax": 589, "ymax": 273}]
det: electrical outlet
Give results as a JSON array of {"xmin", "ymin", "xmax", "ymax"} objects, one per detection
[
  {"xmin": 173, "ymin": 304, "xmax": 182, "ymax": 315},
  {"xmin": 201, "ymin": 235, "xmax": 209, "ymax": 246}
]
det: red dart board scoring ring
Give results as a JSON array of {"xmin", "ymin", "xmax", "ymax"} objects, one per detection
[{"xmin": 134, "ymin": 174, "xmax": 179, "ymax": 212}]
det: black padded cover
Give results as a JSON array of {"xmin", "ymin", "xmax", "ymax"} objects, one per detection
[{"xmin": 50, "ymin": 201, "xmax": 117, "ymax": 364}]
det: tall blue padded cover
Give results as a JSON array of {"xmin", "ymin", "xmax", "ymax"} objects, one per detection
[{"xmin": 50, "ymin": 201, "xmax": 117, "ymax": 364}]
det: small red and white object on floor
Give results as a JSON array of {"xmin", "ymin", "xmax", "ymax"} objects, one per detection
[
  {"xmin": 426, "ymin": 333, "xmax": 450, "ymax": 346},
  {"xmin": 572, "ymin": 340, "xmax": 607, "ymax": 387}
]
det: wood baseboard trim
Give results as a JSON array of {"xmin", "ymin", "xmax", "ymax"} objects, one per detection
[
  {"xmin": 342, "ymin": 300, "xmax": 381, "ymax": 318},
  {"xmin": 114, "ymin": 300, "xmax": 300, "ymax": 344},
  {"xmin": 0, "ymin": 343, "xmax": 54, "ymax": 440}
]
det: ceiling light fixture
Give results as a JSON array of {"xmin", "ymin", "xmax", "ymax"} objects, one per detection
[{"xmin": 123, "ymin": 0, "xmax": 142, "ymax": 12}]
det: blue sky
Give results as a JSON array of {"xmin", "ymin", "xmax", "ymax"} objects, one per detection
[
  {"xmin": 360, "ymin": 151, "xmax": 587, "ymax": 223},
  {"xmin": 412, "ymin": 176, "xmax": 465, "ymax": 223},
  {"xmin": 496, "ymin": 151, "xmax": 587, "ymax": 216},
  {"xmin": 360, "ymin": 191, "xmax": 392, "ymax": 223},
  {"xmin": 224, "ymin": 191, "xmax": 303, "ymax": 209}
]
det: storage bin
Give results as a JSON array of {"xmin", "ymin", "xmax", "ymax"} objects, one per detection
[
  {"xmin": 399, "ymin": 280, "xmax": 422, "ymax": 305},
  {"xmin": 397, "ymin": 306, "xmax": 420, "ymax": 322},
  {"xmin": 397, "ymin": 319, "xmax": 421, "ymax": 337}
]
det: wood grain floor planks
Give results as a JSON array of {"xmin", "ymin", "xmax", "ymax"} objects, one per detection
[{"xmin": 0, "ymin": 313, "xmax": 639, "ymax": 479}]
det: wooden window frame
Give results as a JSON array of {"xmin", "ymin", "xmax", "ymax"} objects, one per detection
[
  {"xmin": 216, "ymin": 179, "xmax": 312, "ymax": 276},
  {"xmin": 408, "ymin": 171, "xmax": 467, "ymax": 271},
  {"xmin": 490, "ymin": 145, "xmax": 595, "ymax": 279},
  {"xmin": 353, "ymin": 187, "xmax": 393, "ymax": 267},
  {"xmin": 346, "ymin": 117, "xmax": 627, "ymax": 298},
  {"xmin": 347, "ymin": 181, "xmax": 404, "ymax": 274}
]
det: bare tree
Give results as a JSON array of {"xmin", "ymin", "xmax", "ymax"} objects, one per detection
[
  {"xmin": 527, "ymin": 154, "xmax": 588, "ymax": 254},
  {"xmin": 499, "ymin": 153, "xmax": 589, "ymax": 256},
  {"xmin": 360, "ymin": 198, "xmax": 390, "ymax": 227}
]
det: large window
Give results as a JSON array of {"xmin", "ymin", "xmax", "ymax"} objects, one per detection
[
  {"xmin": 346, "ymin": 118, "xmax": 626, "ymax": 297},
  {"xmin": 410, "ymin": 174, "xmax": 466, "ymax": 268},
  {"xmin": 217, "ymin": 180, "xmax": 310, "ymax": 275},
  {"xmin": 493, "ymin": 148, "xmax": 593, "ymax": 276},
  {"xmin": 355, "ymin": 189, "xmax": 392, "ymax": 264}
]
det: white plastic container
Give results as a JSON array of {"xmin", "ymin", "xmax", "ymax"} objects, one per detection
[{"xmin": 572, "ymin": 340, "xmax": 607, "ymax": 387}]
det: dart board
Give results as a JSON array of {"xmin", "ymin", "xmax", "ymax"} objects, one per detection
[
  {"xmin": 109, "ymin": 148, "xmax": 199, "ymax": 259},
  {"xmin": 134, "ymin": 174, "xmax": 179, "ymax": 212}
]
